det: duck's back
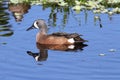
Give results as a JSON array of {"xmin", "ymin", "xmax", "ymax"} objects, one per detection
[{"xmin": 51, "ymin": 32, "xmax": 86, "ymax": 43}]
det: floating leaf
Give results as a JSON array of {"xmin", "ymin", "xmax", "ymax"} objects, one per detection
[
  {"xmin": 99, "ymin": 53, "xmax": 105, "ymax": 56},
  {"xmin": 109, "ymin": 49, "xmax": 116, "ymax": 52}
]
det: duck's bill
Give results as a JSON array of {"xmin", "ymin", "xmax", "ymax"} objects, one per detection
[{"xmin": 26, "ymin": 25, "xmax": 35, "ymax": 31}]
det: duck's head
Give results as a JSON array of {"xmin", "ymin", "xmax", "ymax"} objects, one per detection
[{"xmin": 26, "ymin": 19, "xmax": 47, "ymax": 31}]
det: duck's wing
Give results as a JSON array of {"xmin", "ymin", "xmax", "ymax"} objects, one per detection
[
  {"xmin": 51, "ymin": 32, "xmax": 82, "ymax": 38},
  {"xmin": 50, "ymin": 32, "xmax": 87, "ymax": 43},
  {"xmin": 51, "ymin": 32, "xmax": 69, "ymax": 37}
]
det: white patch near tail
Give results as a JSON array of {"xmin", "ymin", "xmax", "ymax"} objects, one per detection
[
  {"xmin": 35, "ymin": 56, "xmax": 39, "ymax": 61},
  {"xmin": 68, "ymin": 45, "xmax": 75, "ymax": 49},
  {"xmin": 68, "ymin": 38, "xmax": 75, "ymax": 43}
]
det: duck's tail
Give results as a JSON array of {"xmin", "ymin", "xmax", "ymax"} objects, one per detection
[{"xmin": 67, "ymin": 33, "xmax": 88, "ymax": 43}]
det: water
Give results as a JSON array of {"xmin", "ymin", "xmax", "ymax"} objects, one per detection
[{"xmin": 0, "ymin": 1, "xmax": 120, "ymax": 80}]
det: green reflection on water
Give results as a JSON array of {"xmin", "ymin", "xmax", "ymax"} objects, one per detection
[
  {"xmin": 0, "ymin": 1, "xmax": 13, "ymax": 37},
  {"xmin": 8, "ymin": 0, "xmax": 120, "ymax": 27},
  {"xmin": 44, "ymin": 4, "xmax": 70, "ymax": 27}
]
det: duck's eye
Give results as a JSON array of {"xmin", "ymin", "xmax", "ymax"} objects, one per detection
[{"xmin": 36, "ymin": 22, "xmax": 39, "ymax": 24}]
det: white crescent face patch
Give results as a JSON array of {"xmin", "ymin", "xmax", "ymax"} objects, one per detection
[
  {"xmin": 35, "ymin": 56, "xmax": 39, "ymax": 61},
  {"xmin": 34, "ymin": 21, "xmax": 39, "ymax": 29}
]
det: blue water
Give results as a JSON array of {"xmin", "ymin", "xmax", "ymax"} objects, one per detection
[{"xmin": 0, "ymin": 1, "xmax": 120, "ymax": 80}]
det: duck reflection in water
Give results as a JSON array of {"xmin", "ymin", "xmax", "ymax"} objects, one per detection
[
  {"xmin": 8, "ymin": 3, "xmax": 30, "ymax": 22},
  {"xmin": 26, "ymin": 19, "xmax": 88, "ymax": 61},
  {"xmin": 27, "ymin": 43, "xmax": 87, "ymax": 62}
]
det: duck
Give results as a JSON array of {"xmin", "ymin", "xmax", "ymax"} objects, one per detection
[{"xmin": 26, "ymin": 19, "xmax": 87, "ymax": 45}]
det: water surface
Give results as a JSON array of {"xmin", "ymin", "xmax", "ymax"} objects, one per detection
[{"xmin": 0, "ymin": 1, "xmax": 120, "ymax": 80}]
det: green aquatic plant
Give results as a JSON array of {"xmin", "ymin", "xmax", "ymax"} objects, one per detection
[
  {"xmin": 112, "ymin": 7, "xmax": 120, "ymax": 13},
  {"xmin": 10, "ymin": 0, "xmax": 29, "ymax": 4},
  {"xmin": 58, "ymin": 1, "xmax": 68, "ymax": 6}
]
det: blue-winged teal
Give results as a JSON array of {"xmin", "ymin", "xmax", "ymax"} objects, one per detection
[{"xmin": 26, "ymin": 19, "xmax": 87, "ymax": 45}]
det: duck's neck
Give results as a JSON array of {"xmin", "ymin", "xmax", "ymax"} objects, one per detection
[
  {"xmin": 40, "ymin": 27, "xmax": 47, "ymax": 35},
  {"xmin": 36, "ymin": 28, "xmax": 47, "ymax": 42}
]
